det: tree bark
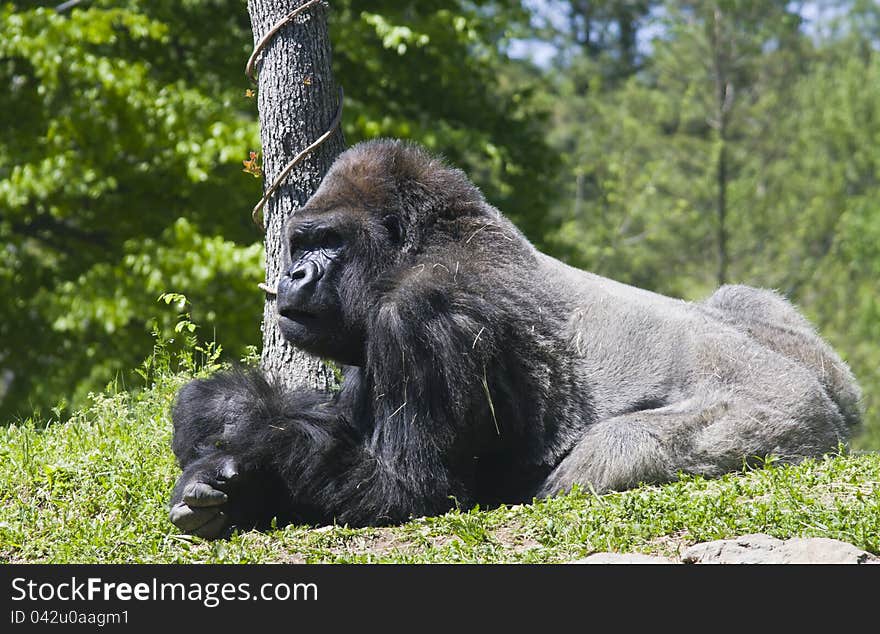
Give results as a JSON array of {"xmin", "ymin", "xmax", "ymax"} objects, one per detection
[
  {"xmin": 710, "ymin": 6, "xmax": 731, "ymax": 287},
  {"xmin": 716, "ymin": 141, "xmax": 728, "ymax": 286},
  {"xmin": 247, "ymin": 0, "xmax": 345, "ymax": 391}
]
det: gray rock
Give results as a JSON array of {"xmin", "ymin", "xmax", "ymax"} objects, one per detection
[{"xmin": 681, "ymin": 533, "xmax": 878, "ymax": 564}]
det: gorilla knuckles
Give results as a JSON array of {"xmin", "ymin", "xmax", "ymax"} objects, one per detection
[{"xmin": 169, "ymin": 139, "xmax": 862, "ymax": 538}]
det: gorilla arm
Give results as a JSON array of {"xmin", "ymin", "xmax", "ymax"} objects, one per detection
[
  {"xmin": 168, "ymin": 270, "xmax": 500, "ymax": 535},
  {"xmin": 168, "ymin": 371, "xmax": 342, "ymax": 537}
]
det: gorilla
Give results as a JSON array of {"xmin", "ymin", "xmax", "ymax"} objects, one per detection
[{"xmin": 169, "ymin": 139, "xmax": 862, "ymax": 538}]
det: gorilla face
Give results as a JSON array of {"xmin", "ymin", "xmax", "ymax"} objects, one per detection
[
  {"xmin": 276, "ymin": 201, "xmax": 405, "ymax": 366},
  {"xmin": 277, "ymin": 207, "xmax": 363, "ymax": 365}
]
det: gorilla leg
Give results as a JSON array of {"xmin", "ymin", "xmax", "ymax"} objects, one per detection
[
  {"xmin": 703, "ymin": 285, "xmax": 862, "ymax": 427},
  {"xmin": 538, "ymin": 378, "xmax": 848, "ymax": 496},
  {"xmin": 704, "ymin": 284, "xmax": 814, "ymax": 330}
]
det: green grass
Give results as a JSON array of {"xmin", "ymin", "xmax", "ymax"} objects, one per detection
[{"xmin": 2, "ymin": 371, "xmax": 879, "ymax": 563}]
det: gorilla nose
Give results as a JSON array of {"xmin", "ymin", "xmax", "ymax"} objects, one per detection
[
  {"xmin": 288, "ymin": 261, "xmax": 322, "ymax": 286},
  {"xmin": 277, "ymin": 261, "xmax": 323, "ymax": 317}
]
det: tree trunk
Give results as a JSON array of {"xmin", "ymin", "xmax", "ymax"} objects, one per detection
[
  {"xmin": 247, "ymin": 0, "xmax": 345, "ymax": 391},
  {"xmin": 710, "ymin": 6, "xmax": 730, "ymax": 287},
  {"xmin": 716, "ymin": 142, "xmax": 728, "ymax": 286}
]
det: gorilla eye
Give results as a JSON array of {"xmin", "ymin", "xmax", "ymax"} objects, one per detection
[
  {"xmin": 292, "ymin": 228, "xmax": 343, "ymax": 253},
  {"xmin": 382, "ymin": 216, "xmax": 403, "ymax": 245},
  {"xmin": 315, "ymin": 229, "xmax": 343, "ymax": 250}
]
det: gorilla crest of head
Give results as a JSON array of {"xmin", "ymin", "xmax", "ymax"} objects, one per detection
[{"xmin": 168, "ymin": 138, "xmax": 862, "ymax": 539}]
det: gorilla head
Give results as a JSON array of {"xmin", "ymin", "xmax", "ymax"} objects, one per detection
[
  {"xmin": 276, "ymin": 140, "xmax": 499, "ymax": 366},
  {"xmin": 169, "ymin": 138, "xmax": 861, "ymax": 539}
]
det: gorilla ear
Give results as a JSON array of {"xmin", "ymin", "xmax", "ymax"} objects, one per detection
[{"xmin": 382, "ymin": 215, "xmax": 404, "ymax": 246}]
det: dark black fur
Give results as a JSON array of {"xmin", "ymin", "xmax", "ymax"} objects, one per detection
[{"xmin": 169, "ymin": 139, "xmax": 860, "ymax": 538}]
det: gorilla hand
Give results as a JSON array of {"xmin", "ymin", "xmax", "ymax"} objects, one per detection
[{"xmin": 169, "ymin": 455, "xmax": 238, "ymax": 539}]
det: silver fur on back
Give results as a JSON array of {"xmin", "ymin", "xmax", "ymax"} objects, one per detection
[{"xmin": 536, "ymin": 253, "xmax": 861, "ymax": 495}]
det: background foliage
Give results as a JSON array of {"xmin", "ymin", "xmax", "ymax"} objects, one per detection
[{"xmin": 1, "ymin": 0, "xmax": 878, "ymax": 448}]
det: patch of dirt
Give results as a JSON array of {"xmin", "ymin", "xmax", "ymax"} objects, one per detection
[
  {"xmin": 492, "ymin": 524, "xmax": 542, "ymax": 555},
  {"xmin": 644, "ymin": 530, "xmax": 693, "ymax": 559}
]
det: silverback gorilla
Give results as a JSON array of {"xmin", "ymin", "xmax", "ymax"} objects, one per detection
[{"xmin": 169, "ymin": 139, "xmax": 862, "ymax": 538}]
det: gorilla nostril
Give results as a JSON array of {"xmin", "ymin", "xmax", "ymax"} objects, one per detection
[{"xmin": 287, "ymin": 261, "xmax": 322, "ymax": 284}]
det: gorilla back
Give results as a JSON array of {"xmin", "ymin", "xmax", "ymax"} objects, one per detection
[{"xmin": 169, "ymin": 139, "xmax": 862, "ymax": 538}]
